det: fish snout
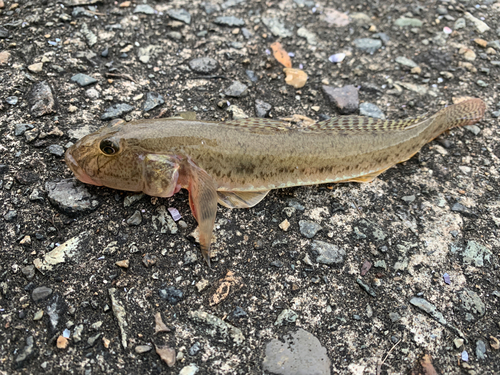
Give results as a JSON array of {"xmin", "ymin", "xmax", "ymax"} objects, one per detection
[{"xmin": 65, "ymin": 145, "xmax": 102, "ymax": 186}]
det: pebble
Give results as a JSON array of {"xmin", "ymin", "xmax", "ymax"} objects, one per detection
[
  {"xmin": 21, "ymin": 265, "xmax": 35, "ymax": 279},
  {"xmin": 135, "ymin": 345, "xmax": 153, "ymax": 354},
  {"xmin": 224, "ymin": 81, "xmax": 248, "ymax": 97},
  {"xmin": 45, "ymin": 179, "xmax": 99, "ymax": 215},
  {"xmin": 179, "ymin": 364, "xmax": 199, "ymax": 375},
  {"xmin": 72, "ymin": 7, "xmax": 93, "ymax": 17},
  {"xmin": 410, "ymin": 297, "xmax": 447, "ymax": 325},
  {"xmin": 464, "ymin": 12, "xmax": 490, "ymax": 33},
  {"xmin": 460, "ymin": 288, "xmax": 486, "ymax": 317},
  {"xmin": 4, "ymin": 210, "xmax": 16, "ymax": 221},
  {"xmin": 297, "ymin": 27, "xmax": 317, "ymax": 45},
  {"xmin": 143, "ymin": 92, "xmax": 164, "ymax": 112},
  {"xmin": 214, "ymin": 16, "xmax": 245, "ymax": 27},
  {"xmin": 202, "ymin": 3, "xmax": 220, "ymax": 14},
  {"xmin": 488, "ymin": 40, "xmax": 500, "ymax": 51},
  {"xmin": 6, "ymin": 96, "xmax": 18, "ymax": 105},
  {"xmin": 29, "ymin": 81, "xmax": 56, "ymax": 117},
  {"xmin": 329, "ymin": 53, "xmax": 346, "ymax": 63},
  {"xmin": 81, "ymin": 23, "xmax": 97, "ymax": 47},
  {"xmin": 262, "ymin": 329, "xmax": 330, "ymax": 375},
  {"xmin": 0, "ymin": 25, "xmax": 9, "ymax": 38},
  {"xmin": 310, "ymin": 240, "xmax": 346, "ymax": 265},
  {"xmin": 454, "ymin": 18, "xmax": 466, "ymax": 30},
  {"xmin": 71, "ymin": 73, "xmax": 97, "ymax": 87},
  {"xmin": 245, "ymin": 70, "xmax": 258, "ymax": 82},
  {"xmin": 353, "ymin": 38, "xmax": 382, "ymax": 54},
  {"xmin": 85, "ymin": 88, "xmax": 99, "ymax": 99},
  {"xmin": 28, "ymin": 62, "xmax": 43, "ymax": 73},
  {"xmin": 184, "ymin": 251, "xmax": 198, "ymax": 265},
  {"xmin": 0, "ymin": 50, "xmax": 10, "ymax": 64},
  {"xmin": 47, "ymin": 144, "xmax": 65, "ymax": 157},
  {"xmin": 356, "ymin": 278, "xmax": 377, "ymax": 297},
  {"xmin": 133, "ymin": 4, "xmax": 155, "ymax": 15},
  {"xmin": 322, "ymin": 85, "xmax": 359, "ymax": 114},
  {"xmin": 126, "ymin": 210, "xmax": 142, "ymax": 226},
  {"xmin": 142, "ymin": 253, "xmax": 158, "ymax": 267},
  {"xmin": 15, "ymin": 336, "xmax": 36, "ymax": 368},
  {"xmin": 274, "ymin": 309, "xmax": 298, "ymax": 326},
  {"xmin": 298, "ymin": 220, "xmax": 322, "ymax": 238},
  {"xmin": 159, "ymin": 286, "xmax": 184, "ymax": 304},
  {"xmin": 476, "ymin": 340, "xmax": 486, "ymax": 360},
  {"xmin": 262, "ymin": 17, "xmax": 293, "ymax": 37},
  {"xmin": 394, "ymin": 17, "xmax": 423, "ymax": 27},
  {"xmin": 395, "ymin": 56, "xmax": 418, "ymax": 68},
  {"xmin": 227, "ymin": 105, "xmax": 248, "ymax": 119},
  {"xmin": 359, "ymin": 102, "xmax": 385, "ymax": 119},
  {"xmin": 255, "ymin": 99, "xmax": 272, "ymax": 117},
  {"xmin": 189, "ymin": 310, "xmax": 244, "ymax": 345},
  {"xmin": 189, "ymin": 342, "xmax": 202, "ymax": 356},
  {"xmin": 156, "ymin": 345, "xmax": 176, "ymax": 367},
  {"xmin": 101, "ymin": 103, "xmax": 134, "ymax": 120},
  {"xmin": 167, "ymin": 9, "xmax": 191, "ymax": 25},
  {"xmin": 108, "ymin": 288, "xmax": 128, "ymax": 348},
  {"xmin": 33, "ymin": 310, "xmax": 43, "ymax": 320},
  {"xmin": 188, "ymin": 57, "xmax": 219, "ymax": 74},
  {"xmin": 32, "ymin": 286, "xmax": 53, "ymax": 302},
  {"xmin": 14, "ymin": 123, "xmax": 32, "ymax": 136},
  {"xmin": 124, "ymin": 193, "xmax": 144, "ymax": 207}
]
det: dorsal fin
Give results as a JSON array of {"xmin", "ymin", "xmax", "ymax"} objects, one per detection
[
  {"xmin": 223, "ymin": 118, "xmax": 293, "ymax": 133},
  {"xmin": 310, "ymin": 115, "xmax": 430, "ymax": 132}
]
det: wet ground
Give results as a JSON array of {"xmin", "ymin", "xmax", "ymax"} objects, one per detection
[{"xmin": 1, "ymin": 0, "xmax": 500, "ymax": 374}]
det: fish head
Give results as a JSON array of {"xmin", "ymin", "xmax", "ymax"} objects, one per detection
[{"xmin": 65, "ymin": 121, "xmax": 181, "ymax": 197}]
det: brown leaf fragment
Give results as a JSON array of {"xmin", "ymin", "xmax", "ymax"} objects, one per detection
[
  {"xmin": 490, "ymin": 335, "xmax": 500, "ymax": 350},
  {"xmin": 154, "ymin": 312, "xmax": 170, "ymax": 334},
  {"xmin": 411, "ymin": 354, "xmax": 438, "ymax": 375},
  {"xmin": 209, "ymin": 270, "xmax": 244, "ymax": 306},
  {"xmin": 270, "ymin": 42, "xmax": 292, "ymax": 68},
  {"xmin": 155, "ymin": 345, "xmax": 176, "ymax": 367}
]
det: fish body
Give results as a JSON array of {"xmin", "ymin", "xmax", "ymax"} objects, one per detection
[{"xmin": 66, "ymin": 99, "xmax": 486, "ymax": 265}]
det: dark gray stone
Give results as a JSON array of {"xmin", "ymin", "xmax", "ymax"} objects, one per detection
[
  {"xmin": 262, "ymin": 329, "xmax": 331, "ymax": 375},
  {"xmin": 322, "ymin": 85, "xmax": 359, "ymax": 114},
  {"xmin": 255, "ymin": 99, "xmax": 271, "ymax": 117},
  {"xmin": 167, "ymin": 9, "xmax": 191, "ymax": 24},
  {"xmin": 45, "ymin": 178, "xmax": 99, "ymax": 216},
  {"xmin": 32, "ymin": 286, "xmax": 53, "ymax": 302},
  {"xmin": 28, "ymin": 81, "xmax": 56, "ymax": 117},
  {"xmin": 246, "ymin": 70, "xmax": 258, "ymax": 82},
  {"xmin": 126, "ymin": 210, "xmax": 142, "ymax": 226},
  {"xmin": 14, "ymin": 124, "xmax": 33, "ymax": 136},
  {"xmin": 159, "ymin": 287, "xmax": 184, "ymax": 304},
  {"xmin": 15, "ymin": 336, "xmax": 37, "ymax": 368},
  {"xmin": 0, "ymin": 26, "xmax": 9, "ymax": 39},
  {"xmin": 6, "ymin": 96, "xmax": 18, "ymax": 105},
  {"xmin": 299, "ymin": 220, "xmax": 322, "ymax": 238},
  {"xmin": 224, "ymin": 81, "xmax": 248, "ymax": 97},
  {"xmin": 143, "ymin": 92, "xmax": 165, "ymax": 112},
  {"xmin": 353, "ymin": 38, "xmax": 382, "ymax": 54},
  {"xmin": 214, "ymin": 16, "xmax": 245, "ymax": 27},
  {"xmin": 189, "ymin": 57, "xmax": 219, "ymax": 74},
  {"xmin": 71, "ymin": 73, "xmax": 97, "ymax": 87},
  {"xmin": 4, "ymin": 210, "xmax": 17, "ymax": 221},
  {"xmin": 101, "ymin": 103, "xmax": 134, "ymax": 120},
  {"xmin": 476, "ymin": 340, "xmax": 486, "ymax": 360},
  {"xmin": 359, "ymin": 102, "xmax": 385, "ymax": 119},
  {"xmin": 133, "ymin": 4, "xmax": 155, "ymax": 15},
  {"xmin": 47, "ymin": 144, "xmax": 65, "ymax": 157},
  {"xmin": 311, "ymin": 240, "xmax": 345, "ymax": 265}
]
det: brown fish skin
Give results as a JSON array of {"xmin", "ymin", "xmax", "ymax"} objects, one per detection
[{"xmin": 65, "ymin": 98, "xmax": 486, "ymax": 265}]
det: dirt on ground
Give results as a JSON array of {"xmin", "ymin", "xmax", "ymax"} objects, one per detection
[{"xmin": 1, "ymin": 0, "xmax": 500, "ymax": 374}]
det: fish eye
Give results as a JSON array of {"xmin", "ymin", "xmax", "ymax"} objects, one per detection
[{"xmin": 99, "ymin": 139, "xmax": 119, "ymax": 155}]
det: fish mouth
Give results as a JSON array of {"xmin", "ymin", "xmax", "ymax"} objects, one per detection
[{"xmin": 65, "ymin": 147, "xmax": 102, "ymax": 186}]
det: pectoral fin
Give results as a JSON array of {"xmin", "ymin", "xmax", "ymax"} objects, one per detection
[
  {"xmin": 217, "ymin": 190, "xmax": 270, "ymax": 209},
  {"xmin": 186, "ymin": 161, "xmax": 218, "ymax": 267}
]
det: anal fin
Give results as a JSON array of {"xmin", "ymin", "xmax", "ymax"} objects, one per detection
[
  {"xmin": 339, "ymin": 166, "xmax": 391, "ymax": 183},
  {"xmin": 217, "ymin": 190, "xmax": 270, "ymax": 209}
]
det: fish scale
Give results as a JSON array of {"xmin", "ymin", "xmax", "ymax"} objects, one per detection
[{"xmin": 66, "ymin": 98, "xmax": 486, "ymax": 265}]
